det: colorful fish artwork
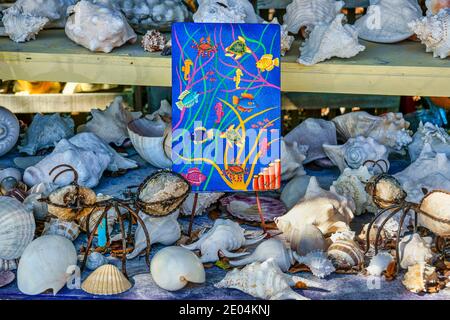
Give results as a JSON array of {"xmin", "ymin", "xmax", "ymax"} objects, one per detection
[{"xmin": 172, "ymin": 23, "xmax": 281, "ymax": 192}]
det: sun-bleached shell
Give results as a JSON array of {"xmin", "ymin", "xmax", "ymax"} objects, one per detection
[
  {"xmin": 180, "ymin": 192, "xmax": 223, "ymax": 216},
  {"xmin": 82, "ymin": 264, "xmax": 131, "ymax": 295},
  {"xmin": 1, "ymin": 6, "xmax": 48, "ymax": 42},
  {"xmin": 293, "ymin": 250, "xmax": 336, "ymax": 278},
  {"xmin": 418, "ymin": 190, "xmax": 450, "ymax": 237},
  {"xmin": 366, "ymin": 252, "xmax": 393, "ymax": 276},
  {"xmin": 0, "ymin": 107, "xmax": 20, "ymax": 157},
  {"xmin": 402, "ymin": 263, "xmax": 438, "ymax": 293},
  {"xmin": 288, "ymin": 223, "xmax": 328, "ymax": 256},
  {"xmin": 399, "ymin": 233, "xmax": 433, "ymax": 269}
]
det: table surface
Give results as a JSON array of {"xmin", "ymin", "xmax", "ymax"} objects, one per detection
[
  {"xmin": 1, "ymin": 29, "xmax": 450, "ymax": 96},
  {"xmin": 1, "ymin": 149, "xmax": 450, "ymax": 300}
]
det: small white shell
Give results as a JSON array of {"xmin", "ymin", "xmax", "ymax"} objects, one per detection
[
  {"xmin": 0, "ymin": 106, "xmax": 20, "ymax": 157},
  {"xmin": 366, "ymin": 252, "xmax": 393, "ymax": 276},
  {"xmin": 150, "ymin": 246, "xmax": 205, "ymax": 291},
  {"xmin": 399, "ymin": 233, "xmax": 433, "ymax": 269},
  {"xmin": 293, "ymin": 250, "xmax": 336, "ymax": 279}
]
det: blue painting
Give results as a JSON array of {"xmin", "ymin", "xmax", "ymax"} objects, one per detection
[{"xmin": 171, "ymin": 23, "xmax": 281, "ymax": 192}]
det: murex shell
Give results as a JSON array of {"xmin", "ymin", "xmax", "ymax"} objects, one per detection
[
  {"xmin": 283, "ymin": 0, "xmax": 344, "ymax": 34},
  {"xmin": 19, "ymin": 113, "xmax": 75, "ymax": 155},
  {"xmin": 0, "ymin": 196, "xmax": 35, "ymax": 260},
  {"xmin": 408, "ymin": 122, "xmax": 450, "ymax": 162},
  {"xmin": 409, "ymin": 9, "xmax": 450, "ymax": 59},
  {"xmin": 82, "ymin": 264, "xmax": 131, "ymax": 295},
  {"xmin": 150, "ymin": 246, "xmax": 205, "ymax": 291},
  {"xmin": 355, "ymin": 0, "xmax": 422, "ymax": 43},
  {"xmin": 332, "ymin": 111, "xmax": 412, "ymax": 152},
  {"xmin": 293, "ymin": 250, "xmax": 336, "ymax": 279},
  {"xmin": 65, "ymin": 0, "xmax": 137, "ymax": 53},
  {"xmin": 1, "ymin": 6, "xmax": 48, "ymax": 42},
  {"xmin": 298, "ymin": 14, "xmax": 365, "ymax": 66},
  {"xmin": 323, "ymin": 136, "xmax": 390, "ymax": 174},
  {"xmin": 0, "ymin": 106, "xmax": 20, "ymax": 157}
]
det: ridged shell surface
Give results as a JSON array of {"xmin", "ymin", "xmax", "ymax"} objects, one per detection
[
  {"xmin": 0, "ymin": 107, "xmax": 20, "ymax": 157},
  {"xmin": 81, "ymin": 264, "xmax": 131, "ymax": 295}
]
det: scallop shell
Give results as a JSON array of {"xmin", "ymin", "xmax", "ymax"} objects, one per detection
[
  {"xmin": 150, "ymin": 246, "xmax": 205, "ymax": 291},
  {"xmin": 399, "ymin": 233, "xmax": 433, "ymax": 269},
  {"xmin": 181, "ymin": 192, "xmax": 224, "ymax": 217},
  {"xmin": 1, "ymin": 6, "xmax": 49, "ymax": 42},
  {"xmin": 354, "ymin": 0, "xmax": 422, "ymax": 43},
  {"xmin": 323, "ymin": 136, "xmax": 390, "ymax": 174},
  {"xmin": 82, "ymin": 264, "xmax": 132, "ymax": 295},
  {"xmin": 0, "ymin": 196, "xmax": 35, "ymax": 260},
  {"xmin": 327, "ymin": 239, "xmax": 364, "ymax": 269},
  {"xmin": 0, "ymin": 107, "xmax": 20, "ymax": 157},
  {"xmin": 42, "ymin": 218, "xmax": 80, "ymax": 241},
  {"xmin": 426, "ymin": 0, "xmax": 450, "ymax": 15},
  {"xmin": 47, "ymin": 185, "xmax": 97, "ymax": 221},
  {"xmin": 19, "ymin": 113, "xmax": 75, "ymax": 156},
  {"xmin": 298, "ymin": 14, "xmax": 365, "ymax": 66},
  {"xmin": 409, "ymin": 9, "xmax": 450, "ymax": 59},
  {"xmin": 293, "ymin": 250, "xmax": 336, "ymax": 279},
  {"xmin": 283, "ymin": 0, "xmax": 345, "ymax": 34},
  {"xmin": 78, "ymin": 96, "xmax": 141, "ymax": 147},
  {"xmin": 366, "ymin": 252, "xmax": 393, "ymax": 276},
  {"xmin": 402, "ymin": 263, "xmax": 438, "ymax": 293},
  {"xmin": 408, "ymin": 122, "xmax": 450, "ymax": 162}
]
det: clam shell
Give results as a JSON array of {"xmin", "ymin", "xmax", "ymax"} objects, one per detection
[
  {"xmin": 82, "ymin": 264, "xmax": 132, "ymax": 295},
  {"xmin": 327, "ymin": 239, "xmax": 364, "ymax": 269},
  {"xmin": 47, "ymin": 185, "xmax": 97, "ymax": 221},
  {"xmin": 0, "ymin": 106, "xmax": 20, "ymax": 157},
  {"xmin": 0, "ymin": 196, "xmax": 35, "ymax": 260}
]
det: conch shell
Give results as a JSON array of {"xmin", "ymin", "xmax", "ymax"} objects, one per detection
[
  {"xmin": 399, "ymin": 233, "xmax": 433, "ymax": 269},
  {"xmin": 402, "ymin": 263, "xmax": 438, "ymax": 293}
]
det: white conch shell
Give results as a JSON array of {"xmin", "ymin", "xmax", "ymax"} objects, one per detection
[
  {"xmin": 229, "ymin": 238, "xmax": 295, "ymax": 272},
  {"xmin": 298, "ymin": 14, "xmax": 365, "ymax": 66},
  {"xmin": 181, "ymin": 219, "xmax": 265, "ymax": 263},
  {"xmin": 288, "ymin": 223, "xmax": 328, "ymax": 256},
  {"xmin": 275, "ymin": 177, "xmax": 354, "ymax": 240},
  {"xmin": 65, "ymin": 0, "xmax": 137, "ymax": 53},
  {"xmin": 327, "ymin": 238, "xmax": 364, "ymax": 268},
  {"xmin": 284, "ymin": 0, "xmax": 344, "ymax": 34},
  {"xmin": 42, "ymin": 218, "xmax": 80, "ymax": 241},
  {"xmin": 323, "ymin": 136, "xmax": 390, "ymax": 174},
  {"xmin": 402, "ymin": 263, "xmax": 438, "ymax": 293},
  {"xmin": 366, "ymin": 252, "xmax": 393, "ymax": 276},
  {"xmin": 127, "ymin": 212, "xmax": 181, "ymax": 260},
  {"xmin": 409, "ymin": 9, "xmax": 450, "ymax": 59},
  {"xmin": 331, "ymin": 166, "xmax": 376, "ymax": 215},
  {"xmin": 0, "ymin": 107, "xmax": 20, "ymax": 157},
  {"xmin": 215, "ymin": 259, "xmax": 317, "ymax": 300},
  {"xmin": 284, "ymin": 118, "xmax": 337, "ymax": 164},
  {"xmin": 180, "ymin": 192, "xmax": 223, "ymax": 216},
  {"xmin": 293, "ymin": 250, "xmax": 336, "ymax": 279},
  {"xmin": 354, "ymin": 0, "xmax": 422, "ymax": 43},
  {"xmin": 280, "ymin": 175, "xmax": 311, "ymax": 210},
  {"xmin": 19, "ymin": 113, "xmax": 75, "ymax": 155},
  {"xmin": 1, "ymin": 6, "xmax": 48, "ymax": 42},
  {"xmin": 280, "ymin": 138, "xmax": 308, "ymax": 181},
  {"xmin": 17, "ymin": 235, "xmax": 77, "ymax": 295},
  {"xmin": 399, "ymin": 233, "xmax": 433, "ymax": 269},
  {"xmin": 426, "ymin": 0, "xmax": 450, "ymax": 15},
  {"xmin": 408, "ymin": 122, "xmax": 450, "ymax": 162},
  {"xmin": 332, "ymin": 111, "xmax": 412, "ymax": 153},
  {"xmin": 0, "ymin": 197, "xmax": 35, "ymax": 260},
  {"xmin": 151, "ymin": 246, "xmax": 205, "ymax": 291},
  {"xmin": 194, "ymin": 0, "xmax": 260, "ymax": 23},
  {"xmin": 78, "ymin": 96, "xmax": 141, "ymax": 146},
  {"xmin": 82, "ymin": 264, "xmax": 132, "ymax": 295}
]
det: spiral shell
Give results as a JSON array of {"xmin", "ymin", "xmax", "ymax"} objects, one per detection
[
  {"xmin": 0, "ymin": 107, "xmax": 20, "ymax": 157},
  {"xmin": 82, "ymin": 264, "xmax": 131, "ymax": 295},
  {"xmin": 0, "ymin": 196, "xmax": 35, "ymax": 260},
  {"xmin": 42, "ymin": 218, "xmax": 80, "ymax": 241},
  {"xmin": 327, "ymin": 239, "xmax": 364, "ymax": 269}
]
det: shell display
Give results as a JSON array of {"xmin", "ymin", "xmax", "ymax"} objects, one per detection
[
  {"xmin": 284, "ymin": 118, "xmax": 337, "ymax": 164},
  {"xmin": 127, "ymin": 212, "xmax": 181, "ymax": 259},
  {"xmin": 42, "ymin": 218, "xmax": 80, "ymax": 241},
  {"xmin": 293, "ymin": 250, "xmax": 336, "ymax": 279},
  {"xmin": 402, "ymin": 263, "xmax": 438, "ymax": 293},
  {"xmin": 47, "ymin": 185, "xmax": 97, "ymax": 221},
  {"xmin": 0, "ymin": 107, "xmax": 20, "ymax": 157},
  {"xmin": 327, "ymin": 239, "xmax": 364, "ymax": 269},
  {"xmin": 229, "ymin": 238, "xmax": 295, "ymax": 272},
  {"xmin": 332, "ymin": 111, "xmax": 412, "ymax": 153},
  {"xmin": 323, "ymin": 136, "xmax": 390, "ymax": 174},
  {"xmin": 283, "ymin": 0, "xmax": 345, "ymax": 34},
  {"xmin": 65, "ymin": 0, "xmax": 137, "ymax": 53},
  {"xmin": 399, "ymin": 233, "xmax": 433, "ymax": 269},
  {"xmin": 330, "ymin": 166, "xmax": 376, "ymax": 216},
  {"xmin": 280, "ymin": 175, "xmax": 311, "ymax": 210},
  {"xmin": 82, "ymin": 264, "xmax": 132, "ymax": 295},
  {"xmin": 275, "ymin": 177, "xmax": 355, "ymax": 240},
  {"xmin": 194, "ymin": 0, "xmax": 260, "ymax": 23},
  {"xmin": 354, "ymin": 0, "xmax": 422, "ymax": 43},
  {"xmin": 288, "ymin": 223, "xmax": 328, "ymax": 256},
  {"xmin": 409, "ymin": 9, "xmax": 450, "ymax": 59},
  {"xmin": 142, "ymin": 30, "xmax": 167, "ymax": 52},
  {"xmin": 298, "ymin": 14, "xmax": 365, "ymax": 66},
  {"xmin": 181, "ymin": 192, "xmax": 224, "ymax": 217},
  {"xmin": 1, "ymin": 6, "xmax": 48, "ymax": 42},
  {"xmin": 280, "ymin": 139, "xmax": 308, "ymax": 181},
  {"xmin": 408, "ymin": 122, "xmax": 450, "ymax": 162},
  {"xmin": 17, "ymin": 235, "xmax": 77, "ymax": 295},
  {"xmin": 182, "ymin": 219, "xmax": 265, "ymax": 263},
  {"xmin": 426, "ymin": 0, "xmax": 450, "ymax": 15},
  {"xmin": 78, "ymin": 96, "xmax": 141, "ymax": 146},
  {"xmin": 215, "ymin": 259, "xmax": 315, "ymax": 300},
  {"xmin": 0, "ymin": 258, "xmax": 18, "ymax": 271},
  {"xmin": 150, "ymin": 246, "xmax": 205, "ymax": 291},
  {"xmin": 366, "ymin": 252, "xmax": 393, "ymax": 276},
  {"xmin": 0, "ymin": 196, "xmax": 35, "ymax": 260},
  {"xmin": 418, "ymin": 190, "xmax": 450, "ymax": 237},
  {"xmin": 0, "ymin": 270, "xmax": 15, "ymax": 288},
  {"xmin": 19, "ymin": 113, "xmax": 75, "ymax": 155}
]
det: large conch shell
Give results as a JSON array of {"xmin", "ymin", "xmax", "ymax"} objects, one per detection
[
  {"xmin": 399, "ymin": 233, "xmax": 433, "ymax": 269},
  {"xmin": 298, "ymin": 14, "xmax": 365, "ymax": 66},
  {"xmin": 280, "ymin": 175, "xmax": 311, "ymax": 210},
  {"xmin": 409, "ymin": 9, "xmax": 450, "ymax": 59},
  {"xmin": 275, "ymin": 177, "xmax": 354, "ymax": 240},
  {"xmin": 78, "ymin": 96, "xmax": 141, "ymax": 146},
  {"xmin": 426, "ymin": 0, "xmax": 450, "ymax": 15},
  {"xmin": 181, "ymin": 219, "xmax": 265, "ymax": 263},
  {"xmin": 323, "ymin": 136, "xmax": 390, "ymax": 174},
  {"xmin": 150, "ymin": 246, "xmax": 205, "ymax": 291},
  {"xmin": 283, "ymin": 0, "xmax": 344, "ymax": 34},
  {"xmin": 1, "ymin": 6, "xmax": 48, "ymax": 42},
  {"xmin": 332, "ymin": 111, "xmax": 412, "ymax": 153},
  {"xmin": 82, "ymin": 264, "xmax": 132, "ymax": 295},
  {"xmin": 215, "ymin": 259, "xmax": 318, "ymax": 300},
  {"xmin": 0, "ymin": 106, "xmax": 20, "ymax": 157},
  {"xmin": 408, "ymin": 122, "xmax": 450, "ymax": 162},
  {"xmin": 402, "ymin": 263, "xmax": 438, "ymax": 293},
  {"xmin": 65, "ymin": 0, "xmax": 137, "ymax": 53},
  {"xmin": 280, "ymin": 138, "xmax": 308, "ymax": 181},
  {"xmin": 354, "ymin": 0, "xmax": 422, "ymax": 43}
]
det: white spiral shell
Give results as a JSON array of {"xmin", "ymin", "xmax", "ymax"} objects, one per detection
[{"xmin": 0, "ymin": 107, "xmax": 20, "ymax": 157}]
